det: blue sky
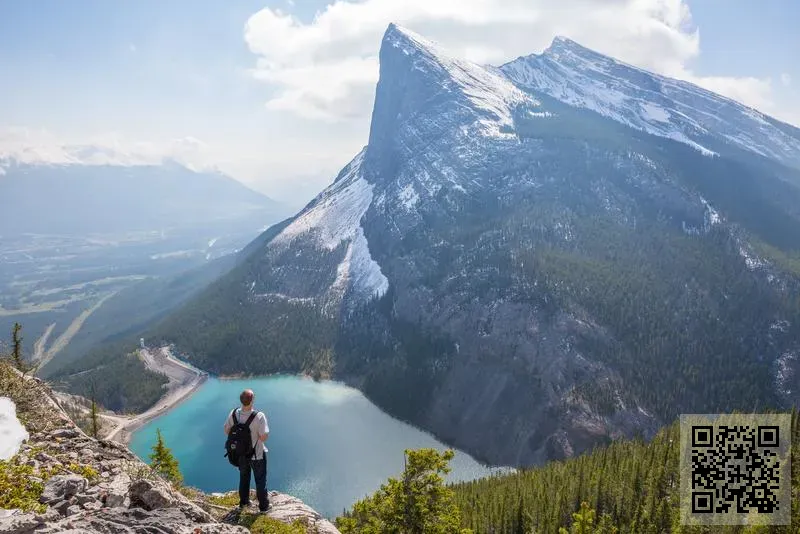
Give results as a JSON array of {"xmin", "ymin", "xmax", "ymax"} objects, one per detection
[{"xmin": 0, "ymin": 0, "xmax": 798, "ymax": 203}]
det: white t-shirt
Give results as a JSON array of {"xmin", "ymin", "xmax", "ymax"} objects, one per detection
[{"xmin": 224, "ymin": 407, "xmax": 269, "ymax": 459}]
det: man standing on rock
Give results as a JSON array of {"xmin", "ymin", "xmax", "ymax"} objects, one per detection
[{"xmin": 223, "ymin": 389, "xmax": 270, "ymax": 512}]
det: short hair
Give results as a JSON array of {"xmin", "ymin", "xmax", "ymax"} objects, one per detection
[{"xmin": 240, "ymin": 389, "xmax": 254, "ymax": 406}]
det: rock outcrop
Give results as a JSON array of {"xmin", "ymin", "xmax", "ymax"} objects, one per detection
[{"xmin": 0, "ymin": 373, "xmax": 340, "ymax": 534}]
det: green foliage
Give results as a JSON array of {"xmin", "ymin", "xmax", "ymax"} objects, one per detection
[
  {"xmin": 208, "ymin": 492, "xmax": 241, "ymax": 507},
  {"xmin": 0, "ymin": 461, "xmax": 46, "ymax": 513},
  {"xmin": 148, "ymin": 428, "xmax": 183, "ymax": 485},
  {"xmin": 238, "ymin": 514, "xmax": 309, "ymax": 534},
  {"xmin": 452, "ymin": 411, "xmax": 800, "ymax": 533},
  {"xmin": 521, "ymin": 216, "xmax": 793, "ymax": 421},
  {"xmin": 558, "ymin": 502, "xmax": 611, "ymax": 534},
  {"xmin": 337, "ymin": 448, "xmax": 471, "ymax": 534},
  {"xmin": 66, "ymin": 462, "xmax": 99, "ymax": 484},
  {"xmin": 89, "ymin": 393, "xmax": 99, "ymax": 438},
  {"xmin": 12, "ymin": 322, "xmax": 23, "ymax": 370}
]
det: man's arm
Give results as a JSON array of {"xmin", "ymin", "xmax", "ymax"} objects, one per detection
[
  {"xmin": 223, "ymin": 410, "xmax": 233, "ymax": 435},
  {"xmin": 258, "ymin": 413, "xmax": 269, "ymax": 442}
]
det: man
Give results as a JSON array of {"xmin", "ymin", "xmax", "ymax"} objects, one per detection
[{"xmin": 223, "ymin": 389, "xmax": 270, "ymax": 512}]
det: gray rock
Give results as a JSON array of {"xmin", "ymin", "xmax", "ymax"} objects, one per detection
[
  {"xmin": 35, "ymin": 452, "xmax": 57, "ymax": 464},
  {"xmin": 50, "ymin": 428, "xmax": 79, "ymax": 439},
  {"xmin": 82, "ymin": 501, "xmax": 102, "ymax": 511},
  {"xmin": 39, "ymin": 475, "xmax": 88, "ymax": 504},
  {"xmin": 104, "ymin": 492, "xmax": 126, "ymax": 508},
  {"xmin": 66, "ymin": 451, "xmax": 79, "ymax": 461},
  {"xmin": 98, "ymin": 472, "xmax": 130, "ymax": 508},
  {"xmin": 34, "ymin": 507, "xmax": 248, "ymax": 534},
  {"xmin": 0, "ymin": 512, "xmax": 40, "ymax": 534},
  {"xmin": 129, "ymin": 479, "xmax": 175, "ymax": 510},
  {"xmin": 264, "ymin": 491, "xmax": 341, "ymax": 534},
  {"xmin": 33, "ymin": 508, "xmax": 61, "ymax": 523},
  {"xmin": 65, "ymin": 504, "xmax": 81, "ymax": 516},
  {"xmin": 75, "ymin": 493, "xmax": 97, "ymax": 505}
]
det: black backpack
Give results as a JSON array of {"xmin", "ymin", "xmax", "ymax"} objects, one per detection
[{"xmin": 224, "ymin": 409, "xmax": 258, "ymax": 467}]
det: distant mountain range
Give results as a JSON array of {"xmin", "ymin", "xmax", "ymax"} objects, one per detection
[
  {"xmin": 0, "ymin": 159, "xmax": 283, "ymax": 236},
  {"xmin": 58, "ymin": 24, "xmax": 800, "ymax": 467},
  {"xmin": 1, "ymin": 159, "xmax": 289, "ymax": 379}
]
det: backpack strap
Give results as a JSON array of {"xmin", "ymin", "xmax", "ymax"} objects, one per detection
[{"xmin": 243, "ymin": 412, "xmax": 257, "ymax": 427}]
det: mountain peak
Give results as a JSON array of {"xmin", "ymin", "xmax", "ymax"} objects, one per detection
[
  {"xmin": 370, "ymin": 23, "xmax": 537, "ymax": 156},
  {"xmin": 544, "ymin": 35, "xmax": 600, "ymax": 59},
  {"xmin": 381, "ymin": 23, "xmax": 448, "ymax": 62}
]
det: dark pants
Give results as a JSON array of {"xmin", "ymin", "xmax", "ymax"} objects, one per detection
[{"xmin": 238, "ymin": 456, "xmax": 269, "ymax": 511}]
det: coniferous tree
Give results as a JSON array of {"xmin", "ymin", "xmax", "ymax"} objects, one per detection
[
  {"xmin": 148, "ymin": 428, "xmax": 182, "ymax": 485},
  {"xmin": 337, "ymin": 448, "xmax": 471, "ymax": 534},
  {"xmin": 89, "ymin": 393, "xmax": 99, "ymax": 438},
  {"xmin": 11, "ymin": 323, "xmax": 23, "ymax": 371}
]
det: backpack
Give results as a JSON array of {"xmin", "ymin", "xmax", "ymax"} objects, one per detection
[{"xmin": 224, "ymin": 409, "xmax": 258, "ymax": 467}]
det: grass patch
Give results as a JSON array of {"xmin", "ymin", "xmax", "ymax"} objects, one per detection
[
  {"xmin": 208, "ymin": 493, "xmax": 240, "ymax": 507},
  {"xmin": 66, "ymin": 463, "xmax": 99, "ymax": 484},
  {"xmin": 238, "ymin": 513, "xmax": 309, "ymax": 534},
  {"xmin": 0, "ymin": 461, "xmax": 46, "ymax": 513}
]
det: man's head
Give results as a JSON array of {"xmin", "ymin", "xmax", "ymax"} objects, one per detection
[{"xmin": 240, "ymin": 389, "xmax": 254, "ymax": 407}]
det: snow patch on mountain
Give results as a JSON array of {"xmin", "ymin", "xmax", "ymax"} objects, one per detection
[
  {"xmin": 398, "ymin": 183, "xmax": 420, "ymax": 210},
  {"xmin": 271, "ymin": 149, "xmax": 389, "ymax": 301},
  {"xmin": 776, "ymin": 350, "xmax": 798, "ymax": 398}
]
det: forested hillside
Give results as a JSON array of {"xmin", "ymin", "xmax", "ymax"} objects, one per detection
[{"xmin": 451, "ymin": 411, "xmax": 799, "ymax": 533}]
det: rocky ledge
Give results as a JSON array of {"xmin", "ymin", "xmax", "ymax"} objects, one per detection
[{"xmin": 0, "ymin": 373, "xmax": 340, "ymax": 534}]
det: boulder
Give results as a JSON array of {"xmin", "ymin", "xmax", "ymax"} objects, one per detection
[
  {"xmin": 0, "ymin": 513, "xmax": 40, "ymax": 534},
  {"xmin": 129, "ymin": 479, "xmax": 175, "ymax": 510},
  {"xmin": 264, "ymin": 491, "xmax": 341, "ymax": 534},
  {"xmin": 39, "ymin": 475, "xmax": 88, "ymax": 504},
  {"xmin": 98, "ymin": 472, "xmax": 130, "ymax": 508},
  {"xmin": 65, "ymin": 504, "xmax": 81, "ymax": 516},
  {"xmin": 50, "ymin": 428, "xmax": 79, "ymax": 439}
]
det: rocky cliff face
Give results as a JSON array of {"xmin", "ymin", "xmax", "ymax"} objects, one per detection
[
  {"xmin": 0, "ymin": 371, "xmax": 339, "ymax": 534},
  {"xmin": 151, "ymin": 24, "xmax": 800, "ymax": 468}
]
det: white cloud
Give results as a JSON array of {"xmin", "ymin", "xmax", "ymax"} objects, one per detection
[
  {"xmin": 243, "ymin": 0, "xmax": 786, "ymax": 123},
  {"xmin": 0, "ymin": 127, "xmax": 217, "ymax": 172},
  {"xmin": 781, "ymin": 73, "xmax": 792, "ymax": 87}
]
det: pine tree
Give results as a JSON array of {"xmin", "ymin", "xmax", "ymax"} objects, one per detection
[
  {"xmin": 148, "ymin": 428, "xmax": 182, "ymax": 485},
  {"xmin": 336, "ymin": 448, "xmax": 471, "ymax": 534},
  {"xmin": 89, "ymin": 394, "xmax": 99, "ymax": 438},
  {"xmin": 11, "ymin": 323, "xmax": 23, "ymax": 371},
  {"xmin": 558, "ymin": 502, "xmax": 597, "ymax": 534}
]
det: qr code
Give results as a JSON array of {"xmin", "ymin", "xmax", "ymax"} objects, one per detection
[{"xmin": 680, "ymin": 414, "xmax": 791, "ymax": 526}]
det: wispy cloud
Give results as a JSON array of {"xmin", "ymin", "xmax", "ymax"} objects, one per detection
[{"xmin": 781, "ymin": 73, "xmax": 792, "ymax": 87}]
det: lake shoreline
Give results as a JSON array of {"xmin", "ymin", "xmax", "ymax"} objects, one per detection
[{"xmin": 103, "ymin": 346, "xmax": 209, "ymax": 445}]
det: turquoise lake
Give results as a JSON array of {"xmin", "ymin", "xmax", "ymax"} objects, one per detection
[{"xmin": 129, "ymin": 376, "xmax": 507, "ymax": 518}]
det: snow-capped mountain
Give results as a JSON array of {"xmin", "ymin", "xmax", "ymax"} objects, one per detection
[
  {"xmin": 502, "ymin": 37, "xmax": 800, "ymax": 167},
  {"xmin": 147, "ymin": 24, "xmax": 800, "ymax": 467}
]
